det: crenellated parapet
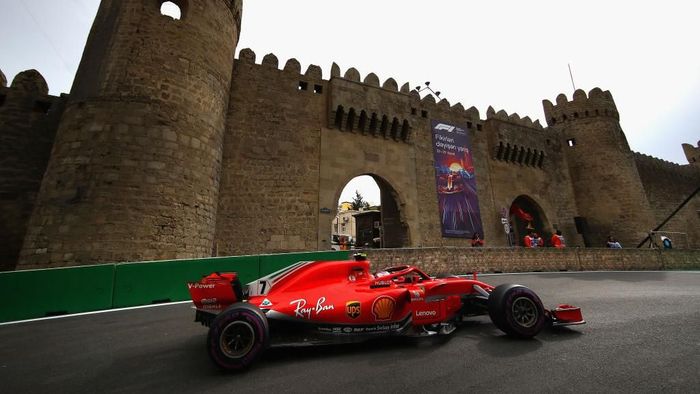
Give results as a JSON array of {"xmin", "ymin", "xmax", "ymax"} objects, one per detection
[
  {"xmin": 633, "ymin": 151, "xmax": 700, "ymax": 179},
  {"xmin": 234, "ymin": 49, "xmax": 488, "ymax": 140},
  {"xmin": 10, "ymin": 70, "xmax": 48, "ymax": 95},
  {"xmin": 0, "ymin": 70, "xmax": 63, "ymax": 116},
  {"xmin": 682, "ymin": 141, "xmax": 699, "ymax": 166},
  {"xmin": 486, "ymin": 106, "xmax": 544, "ymax": 130},
  {"xmin": 0, "ymin": 68, "xmax": 6, "ymax": 88},
  {"xmin": 542, "ymin": 88, "xmax": 619, "ymax": 127},
  {"xmin": 327, "ymin": 62, "xmax": 418, "ymax": 143},
  {"xmin": 407, "ymin": 89, "xmax": 482, "ymax": 132},
  {"xmin": 236, "ymin": 48, "xmax": 326, "ymax": 82}
]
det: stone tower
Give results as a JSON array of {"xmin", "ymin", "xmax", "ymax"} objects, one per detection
[
  {"xmin": 543, "ymin": 88, "xmax": 655, "ymax": 248},
  {"xmin": 18, "ymin": 0, "xmax": 243, "ymax": 268},
  {"xmin": 0, "ymin": 70, "xmax": 65, "ymax": 270}
]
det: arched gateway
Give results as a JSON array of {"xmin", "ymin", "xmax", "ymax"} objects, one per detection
[
  {"xmin": 509, "ymin": 195, "xmax": 552, "ymax": 247},
  {"xmin": 330, "ymin": 174, "xmax": 410, "ymax": 250}
]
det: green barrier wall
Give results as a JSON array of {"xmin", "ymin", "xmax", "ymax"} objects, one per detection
[
  {"xmin": 0, "ymin": 264, "xmax": 115, "ymax": 323},
  {"xmin": 1, "ymin": 250, "xmax": 353, "ymax": 323},
  {"xmin": 111, "ymin": 255, "xmax": 260, "ymax": 308},
  {"xmin": 258, "ymin": 250, "xmax": 350, "ymax": 277}
]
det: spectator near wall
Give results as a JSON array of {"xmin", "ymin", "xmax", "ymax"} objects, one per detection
[{"xmin": 551, "ymin": 230, "xmax": 565, "ymax": 248}]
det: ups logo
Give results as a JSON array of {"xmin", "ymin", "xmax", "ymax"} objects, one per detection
[{"xmin": 346, "ymin": 301, "xmax": 361, "ymax": 319}]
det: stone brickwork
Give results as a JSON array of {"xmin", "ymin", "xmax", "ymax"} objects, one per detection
[
  {"xmin": 0, "ymin": 71, "xmax": 65, "ymax": 270},
  {"xmin": 215, "ymin": 51, "xmax": 325, "ymax": 255},
  {"xmin": 16, "ymin": 0, "xmax": 242, "ymax": 269},
  {"xmin": 1, "ymin": 1, "xmax": 698, "ymax": 270},
  {"xmin": 544, "ymin": 89, "xmax": 656, "ymax": 248},
  {"xmin": 634, "ymin": 152, "xmax": 700, "ymax": 248},
  {"xmin": 361, "ymin": 247, "xmax": 700, "ymax": 274}
]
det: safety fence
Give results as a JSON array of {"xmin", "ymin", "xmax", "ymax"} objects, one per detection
[{"xmin": 0, "ymin": 250, "xmax": 349, "ymax": 323}]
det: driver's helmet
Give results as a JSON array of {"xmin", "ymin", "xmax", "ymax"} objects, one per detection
[{"xmin": 353, "ymin": 252, "xmax": 367, "ymax": 261}]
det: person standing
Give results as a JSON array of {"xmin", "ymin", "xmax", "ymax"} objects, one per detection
[
  {"xmin": 661, "ymin": 235, "xmax": 673, "ymax": 249},
  {"xmin": 607, "ymin": 236, "xmax": 622, "ymax": 248},
  {"xmin": 551, "ymin": 230, "xmax": 566, "ymax": 248},
  {"xmin": 471, "ymin": 233, "xmax": 484, "ymax": 247}
]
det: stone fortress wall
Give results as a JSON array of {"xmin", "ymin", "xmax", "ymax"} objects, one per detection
[
  {"xmin": 0, "ymin": 0, "xmax": 698, "ymax": 271},
  {"xmin": 0, "ymin": 71, "xmax": 67, "ymax": 270}
]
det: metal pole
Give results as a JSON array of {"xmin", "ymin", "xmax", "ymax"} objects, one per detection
[{"xmin": 568, "ymin": 63, "xmax": 576, "ymax": 91}]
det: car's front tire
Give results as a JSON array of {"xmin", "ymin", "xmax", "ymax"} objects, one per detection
[
  {"xmin": 207, "ymin": 303, "xmax": 269, "ymax": 371},
  {"xmin": 488, "ymin": 284, "xmax": 545, "ymax": 338}
]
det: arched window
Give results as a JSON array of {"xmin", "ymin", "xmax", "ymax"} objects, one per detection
[
  {"xmin": 334, "ymin": 105, "xmax": 345, "ymax": 130},
  {"xmin": 369, "ymin": 113, "xmax": 378, "ymax": 135},
  {"xmin": 380, "ymin": 115, "xmax": 389, "ymax": 138},
  {"xmin": 496, "ymin": 141, "xmax": 504, "ymax": 160},
  {"xmin": 346, "ymin": 108, "xmax": 356, "ymax": 132},
  {"xmin": 358, "ymin": 110, "xmax": 368, "ymax": 133},
  {"xmin": 160, "ymin": 1, "xmax": 187, "ymax": 20},
  {"xmin": 401, "ymin": 120, "xmax": 410, "ymax": 141},
  {"xmin": 390, "ymin": 118, "xmax": 400, "ymax": 140}
]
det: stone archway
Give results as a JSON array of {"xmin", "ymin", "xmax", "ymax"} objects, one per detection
[
  {"xmin": 509, "ymin": 195, "xmax": 552, "ymax": 246},
  {"xmin": 330, "ymin": 173, "xmax": 410, "ymax": 250}
]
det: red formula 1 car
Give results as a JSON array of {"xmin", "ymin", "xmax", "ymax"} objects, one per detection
[{"xmin": 187, "ymin": 256, "xmax": 584, "ymax": 371}]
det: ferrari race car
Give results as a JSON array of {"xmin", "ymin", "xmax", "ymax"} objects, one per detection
[{"xmin": 187, "ymin": 256, "xmax": 584, "ymax": 371}]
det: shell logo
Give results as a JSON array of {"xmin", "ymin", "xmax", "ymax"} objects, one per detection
[{"xmin": 371, "ymin": 296, "xmax": 395, "ymax": 321}]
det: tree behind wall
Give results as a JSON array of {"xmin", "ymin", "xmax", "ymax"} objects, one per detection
[{"xmin": 351, "ymin": 190, "xmax": 371, "ymax": 210}]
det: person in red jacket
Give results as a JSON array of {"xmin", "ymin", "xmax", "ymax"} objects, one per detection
[
  {"xmin": 533, "ymin": 233, "xmax": 544, "ymax": 247},
  {"xmin": 523, "ymin": 231, "xmax": 534, "ymax": 247},
  {"xmin": 551, "ymin": 230, "xmax": 565, "ymax": 248}
]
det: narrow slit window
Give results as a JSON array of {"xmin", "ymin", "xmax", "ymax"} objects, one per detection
[
  {"xmin": 390, "ymin": 118, "xmax": 400, "ymax": 140},
  {"xmin": 34, "ymin": 101, "xmax": 51, "ymax": 114},
  {"xmin": 380, "ymin": 115, "xmax": 389, "ymax": 137},
  {"xmin": 567, "ymin": 138, "xmax": 576, "ymax": 147},
  {"xmin": 346, "ymin": 108, "xmax": 356, "ymax": 131},
  {"xmin": 358, "ymin": 110, "xmax": 368, "ymax": 133},
  {"xmin": 401, "ymin": 120, "xmax": 410, "ymax": 141},
  {"xmin": 369, "ymin": 113, "xmax": 378, "ymax": 134},
  {"xmin": 334, "ymin": 106, "xmax": 344, "ymax": 130}
]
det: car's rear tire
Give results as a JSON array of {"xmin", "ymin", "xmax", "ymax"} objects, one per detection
[
  {"xmin": 488, "ymin": 284, "xmax": 545, "ymax": 338},
  {"xmin": 207, "ymin": 303, "xmax": 269, "ymax": 371}
]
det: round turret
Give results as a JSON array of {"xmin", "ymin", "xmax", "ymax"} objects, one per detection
[
  {"xmin": 19, "ymin": 0, "xmax": 243, "ymax": 267},
  {"xmin": 543, "ymin": 88, "xmax": 655, "ymax": 247}
]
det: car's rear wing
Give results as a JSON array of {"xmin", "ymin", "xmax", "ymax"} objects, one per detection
[{"xmin": 187, "ymin": 272, "xmax": 242, "ymax": 312}]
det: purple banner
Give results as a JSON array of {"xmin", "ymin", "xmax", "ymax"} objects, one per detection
[{"xmin": 431, "ymin": 120, "xmax": 483, "ymax": 238}]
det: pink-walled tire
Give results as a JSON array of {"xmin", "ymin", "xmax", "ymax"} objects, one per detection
[
  {"xmin": 488, "ymin": 284, "xmax": 546, "ymax": 338},
  {"xmin": 207, "ymin": 303, "xmax": 269, "ymax": 371}
]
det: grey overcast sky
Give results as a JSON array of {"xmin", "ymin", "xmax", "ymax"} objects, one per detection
[{"xmin": 2, "ymin": 0, "xmax": 698, "ymax": 205}]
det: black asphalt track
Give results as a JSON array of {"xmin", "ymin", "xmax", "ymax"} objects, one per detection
[{"xmin": 1, "ymin": 271, "xmax": 698, "ymax": 393}]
